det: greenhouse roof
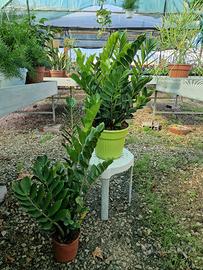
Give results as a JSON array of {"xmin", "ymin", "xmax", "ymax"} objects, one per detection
[{"xmin": 1, "ymin": 0, "xmax": 185, "ymax": 20}]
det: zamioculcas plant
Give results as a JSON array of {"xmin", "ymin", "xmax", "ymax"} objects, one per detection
[
  {"xmin": 12, "ymin": 94, "xmax": 112, "ymax": 263},
  {"xmin": 72, "ymin": 31, "xmax": 156, "ymax": 160}
]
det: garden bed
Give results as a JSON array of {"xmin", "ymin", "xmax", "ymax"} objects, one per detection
[{"xmin": 0, "ymin": 99, "xmax": 203, "ymax": 270}]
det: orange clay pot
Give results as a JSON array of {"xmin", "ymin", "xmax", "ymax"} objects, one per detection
[
  {"xmin": 168, "ymin": 64, "xmax": 192, "ymax": 78},
  {"xmin": 50, "ymin": 70, "xmax": 65, "ymax": 78},
  {"xmin": 52, "ymin": 232, "xmax": 79, "ymax": 263}
]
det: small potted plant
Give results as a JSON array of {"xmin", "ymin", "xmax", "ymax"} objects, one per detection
[
  {"xmin": 72, "ymin": 32, "xmax": 156, "ymax": 160},
  {"xmin": 48, "ymin": 47, "xmax": 69, "ymax": 77},
  {"xmin": 158, "ymin": 8, "xmax": 200, "ymax": 78},
  {"xmin": 12, "ymin": 95, "xmax": 112, "ymax": 262},
  {"xmin": 122, "ymin": 0, "xmax": 138, "ymax": 18},
  {"xmin": 0, "ymin": 16, "xmax": 53, "ymax": 83},
  {"xmin": 26, "ymin": 37, "xmax": 50, "ymax": 83},
  {"xmin": 64, "ymin": 37, "xmax": 75, "ymax": 54},
  {"xmin": 96, "ymin": 7, "xmax": 112, "ymax": 36}
]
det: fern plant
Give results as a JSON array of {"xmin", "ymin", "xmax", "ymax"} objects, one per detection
[
  {"xmin": 0, "ymin": 38, "xmax": 24, "ymax": 78},
  {"xmin": 72, "ymin": 32, "xmax": 156, "ymax": 130},
  {"xmin": 0, "ymin": 15, "xmax": 53, "ymax": 78},
  {"xmin": 12, "ymin": 95, "xmax": 112, "ymax": 243}
]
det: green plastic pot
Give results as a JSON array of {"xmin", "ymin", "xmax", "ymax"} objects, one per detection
[{"xmin": 95, "ymin": 126, "xmax": 129, "ymax": 160}]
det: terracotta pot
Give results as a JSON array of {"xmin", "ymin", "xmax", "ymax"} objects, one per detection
[
  {"xmin": 52, "ymin": 233, "xmax": 79, "ymax": 262},
  {"xmin": 64, "ymin": 47, "xmax": 69, "ymax": 54},
  {"xmin": 50, "ymin": 70, "xmax": 65, "ymax": 78},
  {"xmin": 27, "ymin": 66, "xmax": 45, "ymax": 83},
  {"xmin": 44, "ymin": 69, "xmax": 51, "ymax": 77},
  {"xmin": 168, "ymin": 64, "xmax": 192, "ymax": 78}
]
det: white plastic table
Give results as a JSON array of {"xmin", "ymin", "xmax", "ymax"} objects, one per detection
[
  {"xmin": 0, "ymin": 82, "xmax": 57, "ymax": 119},
  {"xmin": 90, "ymin": 148, "xmax": 134, "ymax": 220},
  {"xmin": 148, "ymin": 76, "xmax": 203, "ymax": 115}
]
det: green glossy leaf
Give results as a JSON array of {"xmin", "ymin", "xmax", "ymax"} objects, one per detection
[
  {"xmin": 54, "ymin": 209, "xmax": 71, "ymax": 221},
  {"xmin": 42, "ymin": 192, "xmax": 52, "ymax": 210},
  {"xmin": 66, "ymin": 97, "xmax": 77, "ymax": 108},
  {"xmin": 48, "ymin": 200, "xmax": 62, "ymax": 217},
  {"xmin": 12, "ymin": 182, "xmax": 26, "ymax": 196},
  {"xmin": 20, "ymin": 177, "xmax": 31, "ymax": 194},
  {"xmin": 30, "ymin": 183, "xmax": 38, "ymax": 199}
]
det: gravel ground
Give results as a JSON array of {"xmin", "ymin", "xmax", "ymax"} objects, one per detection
[{"xmin": 0, "ymin": 99, "xmax": 203, "ymax": 270}]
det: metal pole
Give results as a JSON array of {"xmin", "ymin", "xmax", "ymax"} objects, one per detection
[
  {"xmin": 26, "ymin": 0, "xmax": 31, "ymax": 24},
  {"xmin": 163, "ymin": 0, "xmax": 167, "ymax": 15},
  {"xmin": 1, "ymin": 0, "xmax": 13, "ymax": 10}
]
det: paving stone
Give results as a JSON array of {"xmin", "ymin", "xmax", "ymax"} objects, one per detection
[{"xmin": 168, "ymin": 125, "xmax": 193, "ymax": 135}]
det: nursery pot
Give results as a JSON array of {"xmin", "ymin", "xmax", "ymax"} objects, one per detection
[
  {"xmin": 28, "ymin": 66, "xmax": 45, "ymax": 83},
  {"xmin": 52, "ymin": 232, "xmax": 80, "ymax": 263},
  {"xmin": 50, "ymin": 70, "xmax": 65, "ymax": 78},
  {"xmin": 95, "ymin": 126, "xmax": 129, "ymax": 160},
  {"xmin": 168, "ymin": 64, "xmax": 192, "ymax": 78},
  {"xmin": 33, "ymin": 66, "xmax": 45, "ymax": 83},
  {"xmin": 44, "ymin": 68, "xmax": 51, "ymax": 77}
]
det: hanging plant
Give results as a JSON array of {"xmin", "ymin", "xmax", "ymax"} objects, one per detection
[
  {"xmin": 96, "ymin": 8, "xmax": 112, "ymax": 36},
  {"xmin": 123, "ymin": 0, "xmax": 137, "ymax": 10},
  {"xmin": 122, "ymin": 0, "xmax": 139, "ymax": 18},
  {"xmin": 96, "ymin": 0, "xmax": 112, "ymax": 37}
]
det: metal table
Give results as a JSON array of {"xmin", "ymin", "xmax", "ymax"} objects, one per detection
[
  {"xmin": 43, "ymin": 77, "xmax": 81, "ymax": 123},
  {"xmin": 90, "ymin": 148, "xmax": 134, "ymax": 220}
]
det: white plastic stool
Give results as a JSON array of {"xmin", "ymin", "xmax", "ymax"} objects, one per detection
[{"xmin": 90, "ymin": 148, "xmax": 134, "ymax": 220}]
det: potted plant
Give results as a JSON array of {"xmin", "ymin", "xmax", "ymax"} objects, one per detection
[
  {"xmin": 48, "ymin": 47, "xmax": 69, "ymax": 77},
  {"xmin": 12, "ymin": 95, "xmax": 112, "ymax": 262},
  {"xmin": 122, "ymin": 0, "xmax": 138, "ymax": 18},
  {"xmin": 72, "ymin": 32, "xmax": 156, "ymax": 160},
  {"xmin": 0, "ymin": 16, "xmax": 53, "ymax": 83},
  {"xmin": 26, "ymin": 37, "xmax": 50, "ymax": 83},
  {"xmin": 0, "ymin": 19, "xmax": 28, "ymax": 85},
  {"xmin": 96, "ymin": 7, "xmax": 112, "ymax": 36},
  {"xmin": 64, "ymin": 37, "xmax": 75, "ymax": 54},
  {"xmin": 26, "ymin": 17, "xmax": 55, "ymax": 83},
  {"xmin": 158, "ymin": 8, "xmax": 200, "ymax": 78}
]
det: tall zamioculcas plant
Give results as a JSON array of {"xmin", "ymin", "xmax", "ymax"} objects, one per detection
[
  {"xmin": 72, "ymin": 31, "xmax": 156, "ymax": 159},
  {"xmin": 72, "ymin": 32, "xmax": 156, "ymax": 130}
]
